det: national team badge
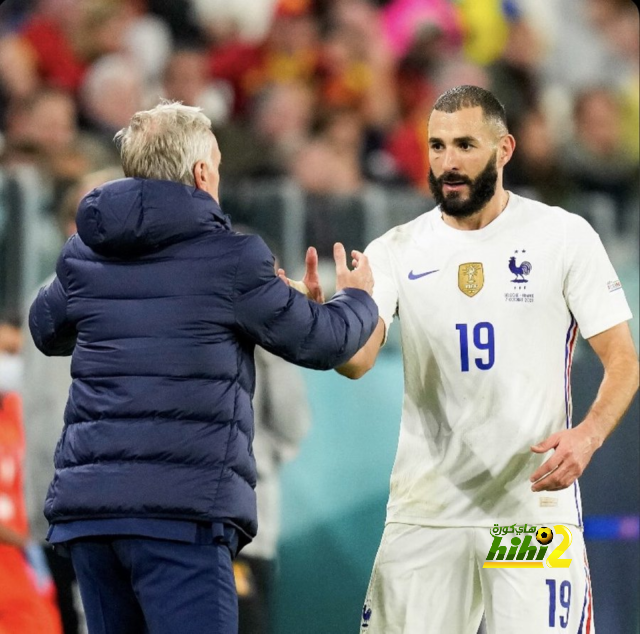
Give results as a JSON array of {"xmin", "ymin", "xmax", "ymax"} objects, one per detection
[
  {"xmin": 458, "ymin": 262, "xmax": 484, "ymax": 297},
  {"xmin": 505, "ymin": 249, "xmax": 535, "ymax": 302},
  {"xmin": 508, "ymin": 252, "xmax": 531, "ymax": 284}
]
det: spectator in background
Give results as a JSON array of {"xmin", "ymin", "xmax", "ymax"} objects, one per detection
[
  {"xmin": 163, "ymin": 47, "xmax": 233, "ymax": 127},
  {"xmin": 208, "ymin": 0, "xmax": 321, "ymax": 118},
  {"xmin": 431, "ymin": 55, "xmax": 491, "ymax": 96},
  {"xmin": 583, "ymin": 0, "xmax": 639, "ymax": 163},
  {"xmin": 79, "ymin": 54, "xmax": 146, "ymax": 142},
  {"xmin": 319, "ymin": 1, "xmax": 396, "ymax": 128},
  {"xmin": 18, "ymin": 0, "xmax": 87, "ymax": 94},
  {"xmin": 317, "ymin": 1, "xmax": 398, "ymax": 184},
  {"xmin": 122, "ymin": 1, "xmax": 173, "ymax": 90},
  {"xmin": 0, "ymin": 318, "xmax": 63, "ymax": 634},
  {"xmin": 18, "ymin": 0, "xmax": 133, "ymax": 95},
  {"xmin": 504, "ymin": 107, "xmax": 573, "ymax": 208},
  {"xmin": 537, "ymin": 0, "xmax": 633, "ymax": 94},
  {"xmin": 3, "ymin": 90, "xmax": 79, "ymax": 170},
  {"xmin": 563, "ymin": 86, "xmax": 639, "ymax": 231},
  {"xmin": 192, "ymin": 0, "xmax": 278, "ymax": 44},
  {"xmin": 22, "ymin": 168, "xmax": 122, "ymax": 634},
  {"xmin": 146, "ymin": 0, "xmax": 206, "ymax": 47},
  {"xmin": 1, "ymin": 89, "xmax": 117, "ymax": 204},
  {"xmin": 385, "ymin": 22, "xmax": 444, "ymax": 192},
  {"xmin": 69, "ymin": 0, "xmax": 131, "ymax": 67},
  {"xmin": 215, "ymin": 81, "xmax": 315, "ymax": 181},
  {"xmin": 293, "ymin": 108, "xmax": 365, "ymax": 195},
  {"xmin": 0, "ymin": 34, "xmax": 40, "ymax": 127},
  {"xmin": 486, "ymin": 14, "xmax": 543, "ymax": 128},
  {"xmin": 380, "ymin": 0, "xmax": 462, "ymax": 61},
  {"xmin": 0, "ymin": 317, "xmax": 22, "ymax": 382}
]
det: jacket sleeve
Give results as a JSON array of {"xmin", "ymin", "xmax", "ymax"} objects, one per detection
[
  {"xmin": 233, "ymin": 236, "xmax": 378, "ymax": 370},
  {"xmin": 29, "ymin": 251, "xmax": 77, "ymax": 357}
]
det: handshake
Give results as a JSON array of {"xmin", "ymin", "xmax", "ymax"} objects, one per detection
[{"xmin": 277, "ymin": 242, "xmax": 374, "ymax": 303}]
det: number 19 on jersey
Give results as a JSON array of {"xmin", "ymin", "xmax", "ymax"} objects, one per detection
[{"xmin": 456, "ymin": 322, "xmax": 495, "ymax": 371}]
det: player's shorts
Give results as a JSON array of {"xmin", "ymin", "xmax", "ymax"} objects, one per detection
[{"xmin": 360, "ymin": 523, "xmax": 594, "ymax": 634}]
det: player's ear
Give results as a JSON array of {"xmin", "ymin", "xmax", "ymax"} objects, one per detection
[{"xmin": 498, "ymin": 134, "xmax": 516, "ymax": 168}]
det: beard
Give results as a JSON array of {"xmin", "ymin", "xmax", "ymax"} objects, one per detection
[{"xmin": 428, "ymin": 152, "xmax": 498, "ymax": 219}]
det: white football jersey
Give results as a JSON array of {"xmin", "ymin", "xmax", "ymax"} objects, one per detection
[{"xmin": 365, "ymin": 192, "xmax": 632, "ymax": 528}]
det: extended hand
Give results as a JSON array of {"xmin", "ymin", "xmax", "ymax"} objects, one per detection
[
  {"xmin": 334, "ymin": 242, "xmax": 374, "ymax": 295},
  {"xmin": 277, "ymin": 246, "xmax": 325, "ymax": 303},
  {"xmin": 530, "ymin": 425, "xmax": 602, "ymax": 492}
]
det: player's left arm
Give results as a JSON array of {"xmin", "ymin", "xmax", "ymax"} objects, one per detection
[{"xmin": 530, "ymin": 322, "xmax": 639, "ymax": 492}]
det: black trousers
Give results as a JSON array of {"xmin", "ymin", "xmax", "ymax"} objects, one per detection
[{"xmin": 45, "ymin": 544, "xmax": 84, "ymax": 634}]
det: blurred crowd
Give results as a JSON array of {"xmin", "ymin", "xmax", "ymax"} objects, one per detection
[{"xmin": 0, "ymin": 0, "xmax": 637, "ymax": 216}]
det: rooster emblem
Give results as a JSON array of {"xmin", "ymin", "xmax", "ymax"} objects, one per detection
[
  {"xmin": 509, "ymin": 256, "xmax": 531, "ymax": 283},
  {"xmin": 361, "ymin": 604, "xmax": 372, "ymax": 628}
]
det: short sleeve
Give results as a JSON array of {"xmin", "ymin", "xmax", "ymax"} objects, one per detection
[
  {"xmin": 563, "ymin": 215, "xmax": 633, "ymax": 339},
  {"xmin": 365, "ymin": 237, "xmax": 399, "ymax": 344}
]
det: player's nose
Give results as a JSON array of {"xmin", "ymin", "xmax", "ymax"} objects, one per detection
[{"xmin": 442, "ymin": 149, "xmax": 459, "ymax": 171}]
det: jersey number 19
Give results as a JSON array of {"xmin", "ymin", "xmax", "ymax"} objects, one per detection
[{"xmin": 455, "ymin": 322, "xmax": 495, "ymax": 371}]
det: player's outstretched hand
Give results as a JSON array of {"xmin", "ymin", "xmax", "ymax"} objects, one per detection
[
  {"xmin": 334, "ymin": 242, "xmax": 374, "ymax": 295},
  {"xmin": 529, "ymin": 425, "xmax": 602, "ymax": 492},
  {"xmin": 277, "ymin": 246, "xmax": 325, "ymax": 303}
]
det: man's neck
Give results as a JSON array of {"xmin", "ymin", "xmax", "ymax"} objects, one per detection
[{"xmin": 441, "ymin": 187, "xmax": 510, "ymax": 231}]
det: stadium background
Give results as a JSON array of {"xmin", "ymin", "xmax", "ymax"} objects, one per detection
[{"xmin": 0, "ymin": 0, "xmax": 637, "ymax": 632}]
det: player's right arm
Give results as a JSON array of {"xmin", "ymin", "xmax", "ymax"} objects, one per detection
[{"xmin": 336, "ymin": 236, "xmax": 397, "ymax": 380}]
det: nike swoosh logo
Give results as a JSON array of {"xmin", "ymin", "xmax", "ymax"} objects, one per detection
[{"xmin": 408, "ymin": 269, "xmax": 439, "ymax": 280}]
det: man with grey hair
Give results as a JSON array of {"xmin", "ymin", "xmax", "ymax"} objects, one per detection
[{"xmin": 29, "ymin": 101, "xmax": 378, "ymax": 634}]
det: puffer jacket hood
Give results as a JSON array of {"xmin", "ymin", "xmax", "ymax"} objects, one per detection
[{"xmin": 76, "ymin": 177, "xmax": 231, "ymax": 257}]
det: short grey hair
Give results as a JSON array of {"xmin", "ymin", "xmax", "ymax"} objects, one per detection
[{"xmin": 114, "ymin": 101, "xmax": 214, "ymax": 186}]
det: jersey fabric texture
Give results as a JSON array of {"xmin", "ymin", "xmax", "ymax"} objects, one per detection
[
  {"xmin": 29, "ymin": 177, "xmax": 378, "ymax": 547},
  {"xmin": 364, "ymin": 193, "xmax": 632, "ymax": 529}
]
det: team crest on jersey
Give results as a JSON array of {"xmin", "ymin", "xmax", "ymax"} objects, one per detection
[
  {"xmin": 458, "ymin": 263, "xmax": 484, "ymax": 297},
  {"xmin": 509, "ymin": 251, "xmax": 531, "ymax": 283},
  {"xmin": 505, "ymin": 250, "xmax": 535, "ymax": 303}
]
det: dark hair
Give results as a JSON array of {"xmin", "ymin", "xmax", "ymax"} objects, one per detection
[{"xmin": 432, "ymin": 85, "xmax": 508, "ymax": 134}]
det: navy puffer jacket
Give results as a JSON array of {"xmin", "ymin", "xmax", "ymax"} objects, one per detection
[{"xmin": 29, "ymin": 178, "xmax": 378, "ymax": 542}]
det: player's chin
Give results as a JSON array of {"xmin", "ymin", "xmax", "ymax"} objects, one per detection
[{"xmin": 444, "ymin": 191, "xmax": 468, "ymax": 202}]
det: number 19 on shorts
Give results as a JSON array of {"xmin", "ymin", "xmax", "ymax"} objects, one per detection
[{"xmin": 456, "ymin": 322, "xmax": 495, "ymax": 371}]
